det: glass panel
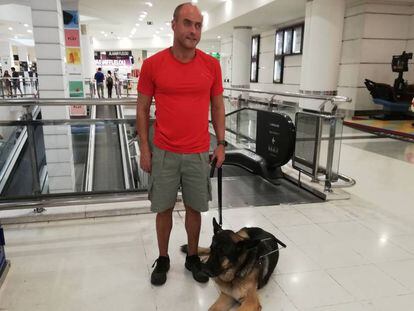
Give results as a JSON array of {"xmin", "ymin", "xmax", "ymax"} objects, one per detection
[
  {"xmin": 251, "ymin": 37, "xmax": 258, "ymax": 58},
  {"xmin": 292, "ymin": 25, "xmax": 303, "ymax": 54},
  {"xmin": 275, "ymin": 31, "xmax": 283, "ymax": 55},
  {"xmin": 283, "ymin": 29, "xmax": 293, "ymax": 54},
  {"xmin": 273, "ymin": 57, "xmax": 283, "ymax": 83},
  {"xmin": 251, "ymin": 61, "xmax": 257, "ymax": 81}
]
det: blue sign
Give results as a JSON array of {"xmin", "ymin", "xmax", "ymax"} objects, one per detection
[{"xmin": 63, "ymin": 10, "xmax": 79, "ymax": 29}]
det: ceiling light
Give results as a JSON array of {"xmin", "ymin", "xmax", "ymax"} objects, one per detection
[
  {"xmin": 139, "ymin": 18, "xmax": 144, "ymax": 22},
  {"xmin": 145, "ymin": 2, "xmax": 153, "ymax": 7},
  {"xmin": 155, "ymin": 31, "xmax": 159, "ymax": 34},
  {"xmin": 100, "ymin": 31, "xmax": 105, "ymax": 34},
  {"xmin": 165, "ymin": 22, "xmax": 171, "ymax": 26},
  {"xmin": 24, "ymin": 23, "xmax": 29, "ymax": 27},
  {"xmin": 160, "ymin": 27, "xmax": 164, "ymax": 31},
  {"xmin": 217, "ymin": 35, "xmax": 221, "ymax": 39},
  {"xmin": 139, "ymin": 15, "xmax": 146, "ymax": 19},
  {"xmin": 117, "ymin": 36, "xmax": 121, "ymax": 39},
  {"xmin": 135, "ymin": 23, "xmax": 140, "ymax": 27},
  {"xmin": 14, "ymin": 35, "xmax": 18, "ymax": 39},
  {"xmin": 8, "ymin": 27, "xmax": 13, "ymax": 31},
  {"xmin": 104, "ymin": 33, "xmax": 108, "ymax": 37},
  {"xmin": 27, "ymin": 29, "xmax": 33, "ymax": 33},
  {"xmin": 192, "ymin": 0, "xmax": 198, "ymax": 3},
  {"xmin": 142, "ymin": 11, "xmax": 148, "ymax": 15}
]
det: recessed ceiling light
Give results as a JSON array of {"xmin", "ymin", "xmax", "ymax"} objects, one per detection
[
  {"xmin": 27, "ymin": 29, "xmax": 32, "ymax": 33},
  {"xmin": 104, "ymin": 33, "xmax": 108, "ymax": 37},
  {"xmin": 155, "ymin": 31, "xmax": 159, "ymax": 34},
  {"xmin": 192, "ymin": 0, "xmax": 198, "ymax": 3},
  {"xmin": 135, "ymin": 23, "xmax": 140, "ymax": 27},
  {"xmin": 142, "ymin": 11, "xmax": 148, "ymax": 15},
  {"xmin": 165, "ymin": 22, "xmax": 171, "ymax": 26},
  {"xmin": 14, "ymin": 35, "xmax": 18, "ymax": 39},
  {"xmin": 139, "ymin": 18, "xmax": 144, "ymax": 22},
  {"xmin": 23, "ymin": 23, "xmax": 29, "ymax": 27},
  {"xmin": 139, "ymin": 15, "xmax": 146, "ymax": 19},
  {"xmin": 8, "ymin": 27, "xmax": 13, "ymax": 31},
  {"xmin": 117, "ymin": 36, "xmax": 121, "ymax": 39},
  {"xmin": 160, "ymin": 27, "xmax": 164, "ymax": 31},
  {"xmin": 100, "ymin": 31, "xmax": 105, "ymax": 34},
  {"xmin": 145, "ymin": 2, "xmax": 153, "ymax": 7},
  {"xmin": 217, "ymin": 35, "xmax": 221, "ymax": 39}
]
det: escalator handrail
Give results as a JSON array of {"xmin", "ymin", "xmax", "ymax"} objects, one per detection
[
  {"xmin": 115, "ymin": 105, "xmax": 133, "ymax": 189},
  {"xmin": 84, "ymin": 105, "xmax": 96, "ymax": 191}
]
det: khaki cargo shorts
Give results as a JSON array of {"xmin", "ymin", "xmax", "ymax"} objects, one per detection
[{"xmin": 148, "ymin": 145, "xmax": 212, "ymax": 213}]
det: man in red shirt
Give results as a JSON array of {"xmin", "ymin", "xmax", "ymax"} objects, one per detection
[{"xmin": 136, "ymin": 2, "xmax": 225, "ymax": 286}]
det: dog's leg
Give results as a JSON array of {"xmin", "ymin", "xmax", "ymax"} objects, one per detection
[
  {"xmin": 235, "ymin": 290, "xmax": 261, "ymax": 311},
  {"xmin": 208, "ymin": 292, "xmax": 237, "ymax": 311}
]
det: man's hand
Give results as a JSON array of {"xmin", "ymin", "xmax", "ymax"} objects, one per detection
[
  {"xmin": 211, "ymin": 145, "xmax": 225, "ymax": 168},
  {"xmin": 140, "ymin": 145, "xmax": 152, "ymax": 173}
]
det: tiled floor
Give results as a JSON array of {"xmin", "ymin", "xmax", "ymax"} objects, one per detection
[{"xmin": 1, "ymin": 130, "xmax": 414, "ymax": 310}]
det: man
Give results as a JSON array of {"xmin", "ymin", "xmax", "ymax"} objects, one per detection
[
  {"xmin": 136, "ymin": 2, "xmax": 225, "ymax": 286},
  {"xmin": 94, "ymin": 67, "xmax": 105, "ymax": 98},
  {"xmin": 11, "ymin": 67, "xmax": 23, "ymax": 97}
]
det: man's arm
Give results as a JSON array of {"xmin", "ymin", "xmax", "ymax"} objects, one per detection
[
  {"xmin": 211, "ymin": 94, "xmax": 226, "ymax": 167},
  {"xmin": 136, "ymin": 93, "xmax": 153, "ymax": 173}
]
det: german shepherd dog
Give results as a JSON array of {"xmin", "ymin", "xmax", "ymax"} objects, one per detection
[{"xmin": 181, "ymin": 218, "xmax": 285, "ymax": 311}]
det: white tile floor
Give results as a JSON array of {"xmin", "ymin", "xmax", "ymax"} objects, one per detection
[{"xmin": 1, "ymin": 132, "xmax": 414, "ymax": 310}]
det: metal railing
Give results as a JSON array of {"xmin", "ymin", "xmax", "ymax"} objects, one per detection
[
  {"xmin": 222, "ymin": 87, "xmax": 355, "ymax": 192},
  {"xmin": 0, "ymin": 77, "xmax": 38, "ymax": 98},
  {"xmin": 0, "ymin": 99, "xmax": 144, "ymax": 205}
]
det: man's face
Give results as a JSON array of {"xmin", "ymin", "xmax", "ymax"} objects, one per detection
[{"xmin": 172, "ymin": 5, "xmax": 203, "ymax": 50}]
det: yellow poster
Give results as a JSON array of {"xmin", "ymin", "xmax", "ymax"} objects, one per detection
[{"xmin": 66, "ymin": 47, "xmax": 81, "ymax": 65}]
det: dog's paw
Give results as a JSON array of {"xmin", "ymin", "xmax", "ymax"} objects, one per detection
[{"xmin": 180, "ymin": 244, "xmax": 188, "ymax": 254}]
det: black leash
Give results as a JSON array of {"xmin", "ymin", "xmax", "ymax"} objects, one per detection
[{"xmin": 210, "ymin": 158, "xmax": 223, "ymax": 226}]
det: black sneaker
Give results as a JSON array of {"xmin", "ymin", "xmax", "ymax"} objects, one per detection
[
  {"xmin": 151, "ymin": 256, "xmax": 170, "ymax": 286},
  {"xmin": 185, "ymin": 255, "xmax": 209, "ymax": 283}
]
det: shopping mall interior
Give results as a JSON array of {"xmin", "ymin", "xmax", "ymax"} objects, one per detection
[{"xmin": 0, "ymin": 0, "xmax": 414, "ymax": 310}]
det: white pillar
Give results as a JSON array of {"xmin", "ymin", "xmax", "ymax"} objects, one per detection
[
  {"xmin": 80, "ymin": 24, "xmax": 95, "ymax": 79},
  {"xmin": 0, "ymin": 41, "xmax": 13, "ymax": 72},
  {"xmin": 231, "ymin": 26, "xmax": 252, "ymax": 89},
  {"xmin": 31, "ymin": 0, "xmax": 76, "ymax": 193},
  {"xmin": 299, "ymin": 0, "xmax": 346, "ymax": 110}
]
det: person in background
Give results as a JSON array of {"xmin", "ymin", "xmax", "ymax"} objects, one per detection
[
  {"xmin": 3, "ymin": 70, "xmax": 12, "ymax": 97},
  {"xmin": 94, "ymin": 67, "xmax": 105, "ymax": 99},
  {"xmin": 106, "ymin": 70, "xmax": 114, "ymax": 99},
  {"xmin": 11, "ymin": 67, "xmax": 23, "ymax": 97}
]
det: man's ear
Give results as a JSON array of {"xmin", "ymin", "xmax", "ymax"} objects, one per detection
[
  {"xmin": 171, "ymin": 19, "xmax": 176, "ymax": 31},
  {"xmin": 237, "ymin": 239, "xmax": 260, "ymax": 251},
  {"xmin": 212, "ymin": 217, "xmax": 222, "ymax": 235}
]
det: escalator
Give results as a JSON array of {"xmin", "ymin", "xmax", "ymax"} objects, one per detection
[
  {"xmin": 208, "ymin": 108, "xmax": 323, "ymax": 208},
  {"xmin": 92, "ymin": 105, "xmax": 125, "ymax": 191}
]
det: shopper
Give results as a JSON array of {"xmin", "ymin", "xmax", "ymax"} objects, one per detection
[{"xmin": 94, "ymin": 67, "xmax": 105, "ymax": 99}]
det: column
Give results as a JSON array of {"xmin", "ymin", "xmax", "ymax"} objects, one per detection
[
  {"xmin": 31, "ymin": 0, "xmax": 76, "ymax": 193},
  {"xmin": 299, "ymin": 0, "xmax": 346, "ymax": 110},
  {"xmin": 231, "ymin": 26, "xmax": 252, "ymax": 89},
  {"xmin": 80, "ymin": 24, "xmax": 95, "ymax": 80},
  {"xmin": 0, "ymin": 41, "xmax": 13, "ymax": 72}
]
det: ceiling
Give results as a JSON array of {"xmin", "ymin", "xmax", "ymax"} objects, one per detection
[
  {"xmin": 79, "ymin": 0, "xmax": 225, "ymax": 41},
  {"xmin": 2, "ymin": 0, "xmax": 414, "ymax": 47}
]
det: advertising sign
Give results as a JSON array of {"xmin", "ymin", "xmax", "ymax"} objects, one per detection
[{"xmin": 65, "ymin": 29, "xmax": 80, "ymax": 47}]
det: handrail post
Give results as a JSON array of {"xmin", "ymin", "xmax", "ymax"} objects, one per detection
[
  {"xmin": 312, "ymin": 116, "xmax": 323, "ymax": 182},
  {"xmin": 324, "ymin": 116, "xmax": 337, "ymax": 192}
]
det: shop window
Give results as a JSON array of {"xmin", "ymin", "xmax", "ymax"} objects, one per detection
[
  {"xmin": 273, "ymin": 56, "xmax": 284, "ymax": 84},
  {"xmin": 250, "ymin": 35, "xmax": 260, "ymax": 83}
]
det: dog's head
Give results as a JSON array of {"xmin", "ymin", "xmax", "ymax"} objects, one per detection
[{"xmin": 202, "ymin": 218, "xmax": 260, "ymax": 278}]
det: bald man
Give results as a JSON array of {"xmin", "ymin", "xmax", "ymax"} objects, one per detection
[{"xmin": 137, "ymin": 2, "xmax": 226, "ymax": 286}]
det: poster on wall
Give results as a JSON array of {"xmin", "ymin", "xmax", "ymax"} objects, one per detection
[
  {"xmin": 63, "ymin": 10, "xmax": 79, "ymax": 29},
  {"xmin": 66, "ymin": 48, "xmax": 81, "ymax": 65},
  {"xmin": 69, "ymin": 81, "xmax": 84, "ymax": 98},
  {"xmin": 65, "ymin": 29, "xmax": 80, "ymax": 47}
]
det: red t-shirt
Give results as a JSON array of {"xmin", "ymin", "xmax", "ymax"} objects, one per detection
[{"xmin": 138, "ymin": 48, "xmax": 223, "ymax": 153}]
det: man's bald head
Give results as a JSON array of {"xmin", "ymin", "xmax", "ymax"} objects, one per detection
[{"xmin": 173, "ymin": 2, "xmax": 202, "ymax": 22}]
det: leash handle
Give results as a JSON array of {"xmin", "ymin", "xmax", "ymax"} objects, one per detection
[{"xmin": 210, "ymin": 159, "xmax": 223, "ymax": 226}]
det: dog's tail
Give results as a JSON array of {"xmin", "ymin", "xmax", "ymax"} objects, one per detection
[{"xmin": 180, "ymin": 244, "xmax": 210, "ymax": 256}]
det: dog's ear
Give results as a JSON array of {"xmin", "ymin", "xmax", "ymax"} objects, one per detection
[
  {"xmin": 237, "ymin": 238, "xmax": 260, "ymax": 251},
  {"xmin": 212, "ymin": 217, "xmax": 222, "ymax": 235}
]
